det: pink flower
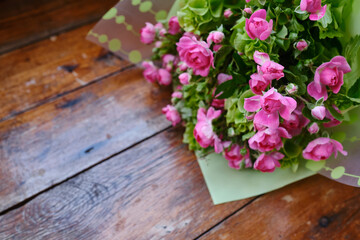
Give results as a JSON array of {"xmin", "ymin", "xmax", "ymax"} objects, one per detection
[
  {"xmin": 155, "ymin": 22, "xmax": 166, "ymax": 37},
  {"xmin": 296, "ymin": 40, "xmax": 308, "ymax": 51},
  {"xmin": 249, "ymin": 70, "xmax": 269, "ymax": 95},
  {"xmin": 178, "ymin": 62, "xmax": 188, "ymax": 71},
  {"xmin": 285, "ymin": 83, "xmax": 298, "ymax": 95},
  {"xmin": 213, "ymin": 44, "xmax": 222, "ymax": 52},
  {"xmin": 303, "ymin": 137, "xmax": 347, "ymax": 161},
  {"xmin": 323, "ymin": 107, "xmax": 341, "ymax": 128},
  {"xmin": 155, "ymin": 41, "xmax": 162, "ymax": 48},
  {"xmin": 253, "ymin": 51, "xmax": 270, "ymax": 66},
  {"xmin": 311, "ymin": 106, "xmax": 326, "ymax": 120},
  {"xmin": 162, "ymin": 54, "xmax": 176, "ymax": 71},
  {"xmin": 193, "ymin": 107, "xmax": 222, "ymax": 149},
  {"xmin": 254, "ymin": 152, "xmax": 284, "ymax": 173},
  {"xmin": 245, "ymin": 9, "xmax": 273, "ymax": 41},
  {"xmin": 179, "ymin": 72, "xmax": 191, "ymax": 85},
  {"xmin": 281, "ymin": 104, "xmax": 310, "ymax": 137},
  {"xmin": 244, "ymin": 88, "xmax": 297, "ymax": 129},
  {"xmin": 244, "ymin": 8, "xmax": 252, "ymax": 14},
  {"xmin": 158, "ymin": 69, "xmax": 172, "ymax": 86},
  {"xmin": 162, "ymin": 105, "xmax": 181, "ymax": 126},
  {"xmin": 171, "ymin": 91, "xmax": 183, "ymax": 99},
  {"xmin": 211, "ymin": 89, "xmax": 225, "ymax": 108},
  {"xmin": 217, "ymin": 73, "xmax": 233, "ymax": 84},
  {"xmin": 224, "ymin": 9, "xmax": 233, "ymax": 18},
  {"xmin": 261, "ymin": 61, "xmax": 284, "ymax": 81},
  {"xmin": 223, "ymin": 144, "xmax": 251, "ymax": 170},
  {"xmin": 168, "ymin": 16, "xmax": 181, "ymax": 35},
  {"xmin": 308, "ymin": 122, "xmax": 319, "ymax": 134},
  {"xmin": 308, "ymin": 56, "xmax": 351, "ymax": 100},
  {"xmin": 140, "ymin": 22, "xmax": 156, "ymax": 44},
  {"xmin": 249, "ymin": 127, "xmax": 291, "ymax": 152},
  {"xmin": 176, "ymin": 36, "xmax": 214, "ymax": 77},
  {"xmin": 207, "ymin": 31, "xmax": 225, "ymax": 45},
  {"xmin": 300, "ymin": 0, "xmax": 327, "ymax": 21},
  {"xmin": 142, "ymin": 61, "xmax": 158, "ymax": 83}
]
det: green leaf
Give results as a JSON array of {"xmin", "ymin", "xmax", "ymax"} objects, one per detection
[
  {"xmin": 284, "ymin": 140, "xmax": 302, "ymax": 158},
  {"xmin": 208, "ymin": 0, "xmax": 223, "ymax": 18},
  {"xmin": 348, "ymin": 77, "xmax": 360, "ymax": 99},
  {"xmin": 289, "ymin": 16, "xmax": 305, "ymax": 32},
  {"xmin": 276, "ymin": 25, "xmax": 288, "ymax": 39},
  {"xmin": 325, "ymin": 103, "xmax": 344, "ymax": 121},
  {"xmin": 214, "ymin": 45, "xmax": 233, "ymax": 68},
  {"xmin": 215, "ymin": 79, "xmax": 237, "ymax": 99},
  {"xmin": 238, "ymin": 89, "xmax": 255, "ymax": 113},
  {"xmin": 188, "ymin": 0, "xmax": 209, "ymax": 16},
  {"xmin": 241, "ymin": 131, "xmax": 255, "ymax": 141},
  {"xmin": 294, "ymin": 6, "xmax": 309, "ymax": 21},
  {"xmin": 318, "ymin": 4, "xmax": 333, "ymax": 28},
  {"xmin": 343, "ymin": 35, "xmax": 360, "ymax": 90}
]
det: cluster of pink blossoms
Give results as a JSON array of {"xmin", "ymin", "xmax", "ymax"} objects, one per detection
[{"xmin": 140, "ymin": 0, "xmax": 352, "ymax": 173}]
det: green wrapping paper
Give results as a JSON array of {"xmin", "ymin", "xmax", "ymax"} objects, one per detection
[{"xmin": 88, "ymin": 0, "xmax": 360, "ymax": 204}]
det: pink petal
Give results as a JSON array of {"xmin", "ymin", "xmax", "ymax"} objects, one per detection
[
  {"xmin": 254, "ymin": 110, "xmax": 279, "ymax": 129},
  {"xmin": 279, "ymin": 97, "xmax": 297, "ymax": 120},
  {"xmin": 307, "ymin": 81, "xmax": 328, "ymax": 100},
  {"xmin": 244, "ymin": 95, "xmax": 261, "ymax": 112}
]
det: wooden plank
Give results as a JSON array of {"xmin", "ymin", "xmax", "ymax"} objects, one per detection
[
  {"xmin": 0, "ymin": 24, "xmax": 129, "ymax": 121},
  {"xmin": 0, "ymin": 68, "xmax": 173, "ymax": 213},
  {"xmin": 199, "ymin": 175, "xmax": 360, "ymax": 240},
  {"xmin": 0, "ymin": 128, "xmax": 251, "ymax": 240},
  {"xmin": 0, "ymin": 0, "xmax": 118, "ymax": 54}
]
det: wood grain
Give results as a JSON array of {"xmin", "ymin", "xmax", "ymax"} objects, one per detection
[
  {"xmin": 0, "ymin": 68, "xmax": 173, "ymax": 213},
  {"xmin": 0, "ymin": 24, "xmax": 130, "ymax": 121},
  {"xmin": 0, "ymin": 0, "xmax": 118, "ymax": 54},
  {"xmin": 199, "ymin": 175, "xmax": 360, "ymax": 240},
  {"xmin": 0, "ymin": 128, "xmax": 251, "ymax": 240}
]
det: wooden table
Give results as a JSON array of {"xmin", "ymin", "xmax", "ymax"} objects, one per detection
[{"xmin": 0, "ymin": 1, "xmax": 359, "ymax": 239}]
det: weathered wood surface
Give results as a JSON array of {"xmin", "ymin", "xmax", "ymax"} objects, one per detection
[
  {"xmin": 0, "ymin": 128, "xmax": 251, "ymax": 240},
  {"xmin": 0, "ymin": 68, "xmax": 173, "ymax": 213},
  {"xmin": 199, "ymin": 175, "xmax": 360, "ymax": 240},
  {"xmin": 0, "ymin": 0, "xmax": 118, "ymax": 54},
  {"xmin": 0, "ymin": 24, "xmax": 129, "ymax": 121}
]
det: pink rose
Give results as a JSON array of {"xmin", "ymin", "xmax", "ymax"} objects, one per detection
[
  {"xmin": 323, "ymin": 107, "xmax": 341, "ymax": 128},
  {"xmin": 158, "ymin": 69, "xmax": 172, "ymax": 86},
  {"xmin": 254, "ymin": 152, "xmax": 284, "ymax": 173},
  {"xmin": 140, "ymin": 22, "xmax": 156, "ymax": 44},
  {"xmin": 176, "ymin": 35, "xmax": 214, "ymax": 77},
  {"xmin": 308, "ymin": 122, "xmax": 319, "ymax": 134},
  {"xmin": 253, "ymin": 51, "xmax": 270, "ymax": 66},
  {"xmin": 213, "ymin": 44, "xmax": 222, "ymax": 52},
  {"xmin": 311, "ymin": 106, "xmax": 326, "ymax": 120},
  {"xmin": 168, "ymin": 16, "xmax": 181, "ymax": 35},
  {"xmin": 217, "ymin": 73, "xmax": 233, "ymax": 84},
  {"xmin": 162, "ymin": 105, "xmax": 181, "ymax": 126},
  {"xmin": 244, "ymin": 8, "xmax": 252, "ymax": 14},
  {"xmin": 300, "ymin": 0, "xmax": 327, "ymax": 21},
  {"xmin": 178, "ymin": 62, "xmax": 188, "ymax": 71},
  {"xmin": 244, "ymin": 88, "xmax": 297, "ymax": 129},
  {"xmin": 142, "ymin": 61, "xmax": 158, "ymax": 83},
  {"xmin": 249, "ymin": 70, "xmax": 269, "ymax": 95},
  {"xmin": 303, "ymin": 137, "xmax": 347, "ymax": 161},
  {"xmin": 179, "ymin": 72, "xmax": 191, "ymax": 85},
  {"xmin": 245, "ymin": 9, "xmax": 273, "ymax": 41},
  {"xmin": 281, "ymin": 104, "xmax": 310, "ymax": 137},
  {"xmin": 224, "ymin": 9, "xmax": 233, "ymax": 18},
  {"xmin": 171, "ymin": 91, "xmax": 183, "ymax": 99},
  {"xmin": 162, "ymin": 54, "xmax": 176, "ymax": 71},
  {"xmin": 193, "ymin": 107, "xmax": 222, "ymax": 149},
  {"xmin": 223, "ymin": 144, "xmax": 251, "ymax": 170},
  {"xmin": 249, "ymin": 127, "xmax": 291, "ymax": 152},
  {"xmin": 207, "ymin": 31, "xmax": 225, "ymax": 45},
  {"xmin": 155, "ymin": 22, "xmax": 166, "ymax": 37},
  {"xmin": 308, "ymin": 56, "xmax": 351, "ymax": 100},
  {"xmin": 296, "ymin": 40, "xmax": 308, "ymax": 51},
  {"xmin": 261, "ymin": 61, "xmax": 285, "ymax": 81}
]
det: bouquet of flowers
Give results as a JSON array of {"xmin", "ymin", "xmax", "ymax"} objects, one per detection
[
  {"xmin": 140, "ymin": 0, "xmax": 358, "ymax": 173},
  {"xmin": 88, "ymin": 0, "xmax": 360, "ymax": 203}
]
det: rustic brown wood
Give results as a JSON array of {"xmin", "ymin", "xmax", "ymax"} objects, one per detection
[
  {"xmin": 199, "ymin": 175, "xmax": 360, "ymax": 240},
  {"xmin": 0, "ymin": 128, "xmax": 251, "ymax": 240},
  {"xmin": 0, "ymin": 0, "xmax": 118, "ymax": 54},
  {"xmin": 0, "ymin": 68, "xmax": 174, "ymax": 213},
  {"xmin": 0, "ymin": 24, "xmax": 130, "ymax": 121}
]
